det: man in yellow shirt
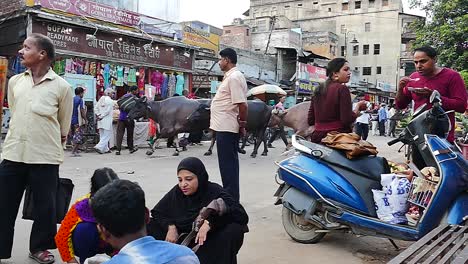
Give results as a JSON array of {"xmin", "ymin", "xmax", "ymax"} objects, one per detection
[
  {"xmin": 0, "ymin": 34, "xmax": 73, "ymax": 264},
  {"xmin": 210, "ymin": 48, "xmax": 248, "ymax": 202}
]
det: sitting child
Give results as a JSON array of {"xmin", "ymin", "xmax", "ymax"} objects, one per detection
[{"xmin": 55, "ymin": 168, "xmax": 119, "ymax": 264}]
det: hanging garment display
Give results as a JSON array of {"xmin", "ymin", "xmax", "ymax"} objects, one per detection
[
  {"xmin": 168, "ymin": 74, "xmax": 176, "ymax": 97},
  {"xmin": 175, "ymin": 74, "xmax": 185, "ymax": 95},
  {"xmin": 138, "ymin": 68, "xmax": 145, "ymax": 91},
  {"xmin": 123, "ymin": 66, "xmax": 129, "ymax": 85},
  {"xmin": 109, "ymin": 64, "xmax": 117, "ymax": 87},
  {"xmin": 65, "ymin": 59, "xmax": 73, "ymax": 73},
  {"xmin": 116, "ymin": 66, "xmax": 124, "ymax": 87},
  {"xmin": 84, "ymin": 61, "xmax": 90, "ymax": 75},
  {"xmin": 145, "ymin": 84, "xmax": 156, "ymax": 100},
  {"xmin": 103, "ymin": 64, "xmax": 111, "ymax": 89},
  {"xmin": 161, "ymin": 73, "xmax": 169, "ymax": 99},
  {"xmin": 89, "ymin": 62, "xmax": 97, "ymax": 76},
  {"xmin": 128, "ymin": 68, "xmax": 137, "ymax": 86},
  {"xmin": 151, "ymin": 70, "xmax": 164, "ymax": 95}
]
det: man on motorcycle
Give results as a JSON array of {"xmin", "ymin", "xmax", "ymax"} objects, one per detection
[{"xmin": 396, "ymin": 46, "xmax": 467, "ymax": 143}]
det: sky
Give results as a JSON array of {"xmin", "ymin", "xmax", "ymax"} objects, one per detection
[{"xmin": 178, "ymin": 0, "xmax": 425, "ymax": 28}]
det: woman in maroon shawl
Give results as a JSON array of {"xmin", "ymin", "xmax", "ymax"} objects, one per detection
[{"xmin": 308, "ymin": 58, "xmax": 366, "ymax": 143}]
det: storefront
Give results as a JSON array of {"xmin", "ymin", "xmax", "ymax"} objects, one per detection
[{"xmin": 295, "ymin": 62, "xmax": 327, "ymax": 102}]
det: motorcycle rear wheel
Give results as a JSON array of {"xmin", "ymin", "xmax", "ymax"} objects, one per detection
[{"xmin": 281, "ymin": 207, "xmax": 326, "ymax": 244}]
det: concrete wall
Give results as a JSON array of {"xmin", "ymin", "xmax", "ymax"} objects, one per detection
[
  {"xmin": 302, "ymin": 31, "xmax": 338, "ymax": 59},
  {"xmin": 195, "ymin": 45, "xmax": 276, "ymax": 81},
  {"xmin": 0, "ymin": 0, "xmax": 25, "ymax": 16},
  {"xmin": 251, "ymin": 29, "xmax": 302, "ymax": 54},
  {"xmin": 221, "ymin": 25, "xmax": 252, "ymax": 50}
]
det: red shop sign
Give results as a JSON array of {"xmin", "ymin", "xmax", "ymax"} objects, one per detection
[{"xmin": 32, "ymin": 20, "xmax": 193, "ymax": 70}]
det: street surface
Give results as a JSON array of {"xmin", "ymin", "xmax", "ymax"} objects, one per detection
[{"xmin": 4, "ymin": 134, "xmax": 412, "ymax": 264}]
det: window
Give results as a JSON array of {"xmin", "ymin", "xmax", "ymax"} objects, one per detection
[
  {"xmin": 299, "ymin": 3, "xmax": 304, "ymax": 6},
  {"xmin": 377, "ymin": 66, "xmax": 382, "ymax": 74},
  {"xmin": 225, "ymin": 30, "xmax": 231, "ymax": 34},
  {"xmin": 374, "ymin": 44, "xmax": 380, "ymax": 54},
  {"xmin": 342, "ymin": 2, "xmax": 349, "ymax": 10},
  {"xmin": 363, "ymin": 67, "xmax": 372, "ymax": 75},
  {"xmin": 355, "ymin": 67, "xmax": 359, "ymax": 71},
  {"xmin": 341, "ymin": 24, "xmax": 346, "ymax": 34},
  {"xmin": 246, "ymin": 29, "xmax": 250, "ymax": 36},
  {"xmin": 369, "ymin": 0, "xmax": 375, "ymax": 7},
  {"xmin": 382, "ymin": 0, "xmax": 389, "ymax": 6},
  {"xmin": 353, "ymin": 45, "xmax": 359, "ymax": 56},
  {"xmin": 312, "ymin": 2, "xmax": 318, "ymax": 4},
  {"xmin": 285, "ymin": 5, "xmax": 290, "ymax": 8},
  {"xmin": 363, "ymin": 44, "xmax": 369, "ymax": 54},
  {"xmin": 365, "ymin": 22, "xmax": 371, "ymax": 32},
  {"xmin": 355, "ymin": 1, "xmax": 361, "ymax": 9},
  {"xmin": 328, "ymin": 7, "xmax": 332, "ymax": 11},
  {"xmin": 341, "ymin": 46, "xmax": 346, "ymax": 56}
]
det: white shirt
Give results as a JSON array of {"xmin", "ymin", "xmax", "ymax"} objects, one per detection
[{"xmin": 94, "ymin": 96, "xmax": 114, "ymax": 130}]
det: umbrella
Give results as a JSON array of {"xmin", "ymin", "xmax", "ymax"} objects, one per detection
[{"xmin": 247, "ymin": 84, "xmax": 287, "ymax": 97}]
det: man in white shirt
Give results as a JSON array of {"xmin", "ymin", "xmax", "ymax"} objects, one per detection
[
  {"xmin": 387, "ymin": 105, "xmax": 398, "ymax": 137},
  {"xmin": 354, "ymin": 99, "xmax": 371, "ymax": 140},
  {"xmin": 210, "ymin": 48, "xmax": 248, "ymax": 202},
  {"xmin": 94, "ymin": 88, "xmax": 115, "ymax": 154}
]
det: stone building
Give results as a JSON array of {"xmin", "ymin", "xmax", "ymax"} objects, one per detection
[{"xmin": 244, "ymin": 0, "xmax": 423, "ymax": 93}]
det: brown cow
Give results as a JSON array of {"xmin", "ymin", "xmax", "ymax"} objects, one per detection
[{"xmin": 269, "ymin": 101, "xmax": 314, "ymax": 138}]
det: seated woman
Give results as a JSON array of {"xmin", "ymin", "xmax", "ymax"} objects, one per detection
[
  {"xmin": 149, "ymin": 157, "xmax": 249, "ymax": 264},
  {"xmin": 308, "ymin": 58, "xmax": 367, "ymax": 143},
  {"xmin": 55, "ymin": 168, "xmax": 119, "ymax": 264}
]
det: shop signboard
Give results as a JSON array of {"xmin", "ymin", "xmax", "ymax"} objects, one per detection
[
  {"xmin": 32, "ymin": 20, "xmax": 193, "ymax": 70},
  {"xmin": 193, "ymin": 75, "xmax": 219, "ymax": 89},
  {"xmin": 183, "ymin": 26, "xmax": 220, "ymax": 53},
  {"xmin": 32, "ymin": 0, "xmax": 141, "ymax": 26},
  {"xmin": 296, "ymin": 62, "xmax": 327, "ymax": 94},
  {"xmin": 376, "ymin": 81, "xmax": 394, "ymax": 92}
]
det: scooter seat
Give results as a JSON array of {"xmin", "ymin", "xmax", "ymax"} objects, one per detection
[{"xmin": 299, "ymin": 141, "xmax": 390, "ymax": 181}]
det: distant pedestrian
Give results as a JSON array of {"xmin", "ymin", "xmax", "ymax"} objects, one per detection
[
  {"xmin": 0, "ymin": 33, "xmax": 73, "ymax": 264},
  {"xmin": 268, "ymin": 96, "xmax": 289, "ymax": 149},
  {"xmin": 115, "ymin": 85, "xmax": 139, "ymax": 155},
  {"xmin": 387, "ymin": 105, "xmax": 397, "ymax": 137},
  {"xmin": 354, "ymin": 100, "xmax": 371, "ymax": 140},
  {"xmin": 378, "ymin": 104, "xmax": 387, "ymax": 136},
  {"xmin": 210, "ymin": 48, "xmax": 248, "ymax": 202},
  {"xmin": 94, "ymin": 88, "xmax": 115, "ymax": 154},
  {"xmin": 71, "ymin": 86, "xmax": 88, "ymax": 157}
]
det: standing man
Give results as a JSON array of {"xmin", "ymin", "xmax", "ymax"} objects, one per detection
[
  {"xmin": 378, "ymin": 104, "xmax": 387, "ymax": 136},
  {"xmin": 387, "ymin": 105, "xmax": 398, "ymax": 137},
  {"xmin": 354, "ymin": 99, "xmax": 371, "ymax": 140},
  {"xmin": 70, "ymin": 86, "xmax": 87, "ymax": 157},
  {"xmin": 115, "ymin": 85, "xmax": 139, "ymax": 155},
  {"xmin": 396, "ymin": 46, "xmax": 467, "ymax": 143},
  {"xmin": 210, "ymin": 48, "xmax": 248, "ymax": 202},
  {"xmin": 0, "ymin": 33, "xmax": 73, "ymax": 264},
  {"xmin": 94, "ymin": 88, "xmax": 115, "ymax": 154}
]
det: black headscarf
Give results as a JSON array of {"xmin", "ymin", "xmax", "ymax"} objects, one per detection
[{"xmin": 151, "ymin": 157, "xmax": 248, "ymax": 233}]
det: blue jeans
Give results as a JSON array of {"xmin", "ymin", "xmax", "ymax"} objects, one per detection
[{"xmin": 216, "ymin": 132, "xmax": 240, "ymax": 202}]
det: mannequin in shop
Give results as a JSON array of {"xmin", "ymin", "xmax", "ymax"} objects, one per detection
[{"xmin": 161, "ymin": 72, "xmax": 169, "ymax": 98}]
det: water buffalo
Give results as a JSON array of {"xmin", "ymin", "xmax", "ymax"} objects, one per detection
[
  {"xmin": 269, "ymin": 101, "xmax": 314, "ymax": 138},
  {"xmin": 204, "ymin": 100, "xmax": 273, "ymax": 158},
  {"xmin": 127, "ymin": 96, "xmax": 210, "ymax": 156}
]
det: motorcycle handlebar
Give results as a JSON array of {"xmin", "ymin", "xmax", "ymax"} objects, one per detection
[{"xmin": 387, "ymin": 138, "xmax": 400, "ymax": 146}]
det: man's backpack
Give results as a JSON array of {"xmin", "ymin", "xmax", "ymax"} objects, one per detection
[{"xmin": 117, "ymin": 95, "xmax": 136, "ymax": 113}]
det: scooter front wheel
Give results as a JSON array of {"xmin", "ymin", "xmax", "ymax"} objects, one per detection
[{"xmin": 281, "ymin": 207, "xmax": 326, "ymax": 244}]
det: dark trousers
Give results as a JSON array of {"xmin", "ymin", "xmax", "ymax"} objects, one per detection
[
  {"xmin": 0, "ymin": 160, "xmax": 59, "ymax": 258},
  {"xmin": 216, "ymin": 131, "xmax": 240, "ymax": 202},
  {"xmin": 355, "ymin": 122, "xmax": 369, "ymax": 140},
  {"xmin": 268, "ymin": 126, "xmax": 288, "ymax": 147},
  {"xmin": 379, "ymin": 120, "xmax": 386, "ymax": 136},
  {"xmin": 389, "ymin": 120, "xmax": 397, "ymax": 137},
  {"xmin": 72, "ymin": 222, "xmax": 110, "ymax": 264},
  {"xmin": 116, "ymin": 119, "xmax": 135, "ymax": 151}
]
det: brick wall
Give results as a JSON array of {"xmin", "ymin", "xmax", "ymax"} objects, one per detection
[{"xmin": 0, "ymin": 0, "xmax": 26, "ymax": 17}]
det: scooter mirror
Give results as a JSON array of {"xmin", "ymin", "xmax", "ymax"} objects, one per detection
[{"xmin": 430, "ymin": 90, "xmax": 441, "ymax": 104}]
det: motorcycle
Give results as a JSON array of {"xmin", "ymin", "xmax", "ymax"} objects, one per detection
[{"xmin": 274, "ymin": 91, "xmax": 468, "ymax": 243}]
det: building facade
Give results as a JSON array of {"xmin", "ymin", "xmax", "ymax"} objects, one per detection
[{"xmin": 245, "ymin": 0, "xmax": 423, "ymax": 92}]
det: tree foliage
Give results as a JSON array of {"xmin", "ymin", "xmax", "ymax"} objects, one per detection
[{"xmin": 410, "ymin": 0, "xmax": 468, "ymax": 71}]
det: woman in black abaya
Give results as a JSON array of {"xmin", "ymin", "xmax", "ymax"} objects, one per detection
[{"xmin": 148, "ymin": 157, "xmax": 249, "ymax": 264}]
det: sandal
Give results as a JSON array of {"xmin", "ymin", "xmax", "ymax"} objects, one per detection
[{"xmin": 29, "ymin": 250, "xmax": 55, "ymax": 264}]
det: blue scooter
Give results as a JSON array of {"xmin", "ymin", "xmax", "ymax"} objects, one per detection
[{"xmin": 274, "ymin": 91, "xmax": 468, "ymax": 244}]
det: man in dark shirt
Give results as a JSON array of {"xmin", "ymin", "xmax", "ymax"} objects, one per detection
[{"xmin": 116, "ymin": 86, "xmax": 139, "ymax": 155}]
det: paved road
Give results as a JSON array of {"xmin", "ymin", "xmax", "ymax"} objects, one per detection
[{"xmin": 3, "ymin": 134, "xmax": 411, "ymax": 264}]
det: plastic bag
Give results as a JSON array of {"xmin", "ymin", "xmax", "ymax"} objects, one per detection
[{"xmin": 373, "ymin": 174, "xmax": 411, "ymax": 224}]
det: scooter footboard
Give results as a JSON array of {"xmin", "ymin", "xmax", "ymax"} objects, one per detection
[{"xmin": 447, "ymin": 192, "xmax": 468, "ymax": 225}]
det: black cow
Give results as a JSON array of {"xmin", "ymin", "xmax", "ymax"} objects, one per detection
[
  {"xmin": 127, "ymin": 96, "xmax": 210, "ymax": 156},
  {"xmin": 204, "ymin": 100, "xmax": 273, "ymax": 158}
]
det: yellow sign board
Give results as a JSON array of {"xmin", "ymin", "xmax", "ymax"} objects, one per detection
[{"xmin": 183, "ymin": 26, "xmax": 220, "ymax": 53}]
